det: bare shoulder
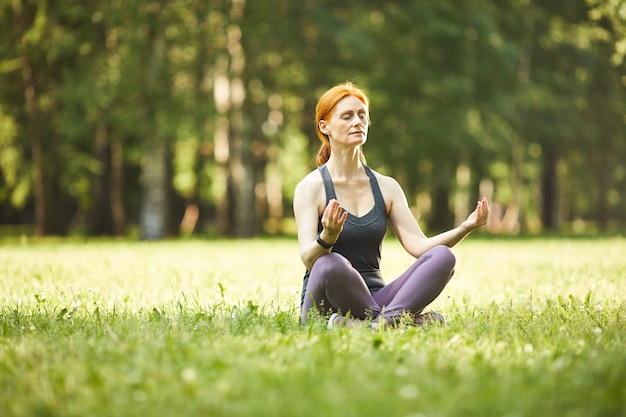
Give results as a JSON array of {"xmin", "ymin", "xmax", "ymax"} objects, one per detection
[
  {"xmin": 369, "ymin": 168, "xmax": 406, "ymax": 213},
  {"xmin": 369, "ymin": 169, "xmax": 404, "ymax": 195},
  {"xmin": 295, "ymin": 169, "xmax": 324, "ymax": 195},
  {"xmin": 294, "ymin": 169, "xmax": 326, "ymax": 212}
]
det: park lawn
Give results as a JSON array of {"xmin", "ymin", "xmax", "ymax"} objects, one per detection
[{"xmin": 0, "ymin": 237, "xmax": 624, "ymax": 417}]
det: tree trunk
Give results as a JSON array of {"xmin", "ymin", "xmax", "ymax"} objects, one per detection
[
  {"xmin": 541, "ymin": 144, "xmax": 559, "ymax": 231},
  {"xmin": 214, "ymin": 115, "xmax": 232, "ymax": 234},
  {"xmin": 89, "ymin": 114, "xmax": 112, "ymax": 235},
  {"xmin": 596, "ymin": 149, "xmax": 609, "ymax": 232},
  {"xmin": 140, "ymin": 140, "xmax": 168, "ymax": 240},
  {"xmin": 454, "ymin": 163, "xmax": 471, "ymax": 227},
  {"xmin": 47, "ymin": 178, "xmax": 69, "ymax": 235},
  {"xmin": 139, "ymin": 28, "xmax": 168, "ymax": 240},
  {"xmin": 110, "ymin": 133, "xmax": 126, "ymax": 236},
  {"xmin": 503, "ymin": 2, "xmax": 535, "ymax": 234},
  {"xmin": 229, "ymin": 103, "xmax": 256, "ymax": 237},
  {"xmin": 429, "ymin": 182, "xmax": 454, "ymax": 233},
  {"xmin": 225, "ymin": 4, "xmax": 257, "ymax": 237},
  {"xmin": 501, "ymin": 136, "xmax": 523, "ymax": 234},
  {"xmin": 264, "ymin": 159, "xmax": 283, "ymax": 234},
  {"xmin": 21, "ymin": 56, "xmax": 45, "ymax": 237}
]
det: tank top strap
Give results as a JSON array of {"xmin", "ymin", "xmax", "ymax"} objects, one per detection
[
  {"xmin": 364, "ymin": 166, "xmax": 386, "ymax": 209},
  {"xmin": 318, "ymin": 164, "xmax": 336, "ymax": 203}
]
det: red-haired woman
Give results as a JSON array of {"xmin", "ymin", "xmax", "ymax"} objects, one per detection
[{"xmin": 294, "ymin": 81, "xmax": 490, "ymax": 328}]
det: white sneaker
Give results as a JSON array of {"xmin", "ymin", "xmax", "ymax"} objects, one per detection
[
  {"xmin": 327, "ymin": 313, "xmax": 343, "ymax": 330},
  {"xmin": 327, "ymin": 313, "xmax": 368, "ymax": 329}
]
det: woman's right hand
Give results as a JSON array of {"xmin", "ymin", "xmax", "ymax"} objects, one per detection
[{"xmin": 320, "ymin": 199, "xmax": 347, "ymax": 244}]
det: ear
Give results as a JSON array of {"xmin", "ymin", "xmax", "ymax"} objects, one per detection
[{"xmin": 319, "ymin": 120, "xmax": 329, "ymax": 135}]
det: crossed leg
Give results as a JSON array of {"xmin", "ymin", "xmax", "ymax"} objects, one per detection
[{"xmin": 300, "ymin": 245, "xmax": 456, "ymax": 326}]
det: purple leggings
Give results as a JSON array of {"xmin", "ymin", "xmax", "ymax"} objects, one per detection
[{"xmin": 301, "ymin": 245, "xmax": 456, "ymax": 325}]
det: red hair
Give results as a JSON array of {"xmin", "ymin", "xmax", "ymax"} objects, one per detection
[{"xmin": 315, "ymin": 82, "xmax": 370, "ymax": 166}]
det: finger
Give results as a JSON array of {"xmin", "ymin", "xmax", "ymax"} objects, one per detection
[
  {"xmin": 321, "ymin": 205, "xmax": 335, "ymax": 227},
  {"xmin": 331, "ymin": 201, "xmax": 345, "ymax": 221},
  {"xmin": 321, "ymin": 204, "xmax": 331, "ymax": 222},
  {"xmin": 477, "ymin": 197, "xmax": 489, "ymax": 211},
  {"xmin": 480, "ymin": 197, "xmax": 489, "ymax": 212},
  {"xmin": 326, "ymin": 199, "xmax": 336, "ymax": 212},
  {"xmin": 338, "ymin": 210, "xmax": 348, "ymax": 225},
  {"xmin": 323, "ymin": 200, "xmax": 338, "ymax": 219}
]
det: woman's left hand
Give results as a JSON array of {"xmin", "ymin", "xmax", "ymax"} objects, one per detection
[{"xmin": 462, "ymin": 197, "xmax": 490, "ymax": 231}]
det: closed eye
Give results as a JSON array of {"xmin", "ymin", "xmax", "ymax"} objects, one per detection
[{"xmin": 340, "ymin": 110, "xmax": 369, "ymax": 123}]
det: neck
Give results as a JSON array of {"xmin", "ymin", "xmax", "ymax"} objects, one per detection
[{"xmin": 325, "ymin": 147, "xmax": 364, "ymax": 180}]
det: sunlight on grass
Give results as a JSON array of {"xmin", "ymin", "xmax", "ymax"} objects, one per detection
[
  {"xmin": 0, "ymin": 239, "xmax": 302, "ymax": 311},
  {"xmin": 0, "ymin": 237, "xmax": 624, "ymax": 417}
]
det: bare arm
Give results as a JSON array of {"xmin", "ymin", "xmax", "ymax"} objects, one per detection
[
  {"xmin": 293, "ymin": 175, "xmax": 348, "ymax": 270},
  {"xmin": 382, "ymin": 175, "xmax": 490, "ymax": 258}
]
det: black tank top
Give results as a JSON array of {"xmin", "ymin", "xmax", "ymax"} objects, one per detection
[{"xmin": 300, "ymin": 164, "xmax": 388, "ymax": 306}]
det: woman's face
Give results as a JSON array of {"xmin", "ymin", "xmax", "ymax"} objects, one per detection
[{"xmin": 320, "ymin": 95, "xmax": 369, "ymax": 147}]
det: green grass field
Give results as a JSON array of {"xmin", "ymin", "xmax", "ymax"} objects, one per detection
[{"xmin": 1, "ymin": 237, "xmax": 624, "ymax": 417}]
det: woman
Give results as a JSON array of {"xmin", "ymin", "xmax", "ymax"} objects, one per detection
[{"xmin": 294, "ymin": 81, "xmax": 489, "ymax": 328}]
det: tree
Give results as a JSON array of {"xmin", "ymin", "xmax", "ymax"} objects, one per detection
[{"xmin": 0, "ymin": 0, "xmax": 625, "ymax": 237}]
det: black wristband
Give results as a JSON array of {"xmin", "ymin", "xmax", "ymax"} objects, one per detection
[{"xmin": 316, "ymin": 233, "xmax": 334, "ymax": 249}]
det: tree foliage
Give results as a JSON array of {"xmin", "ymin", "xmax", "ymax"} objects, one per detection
[{"xmin": 0, "ymin": 0, "xmax": 624, "ymax": 237}]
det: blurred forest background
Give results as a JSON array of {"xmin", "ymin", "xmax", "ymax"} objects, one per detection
[{"xmin": 0, "ymin": 0, "xmax": 624, "ymax": 239}]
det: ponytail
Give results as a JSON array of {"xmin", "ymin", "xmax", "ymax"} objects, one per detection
[{"xmin": 316, "ymin": 142, "xmax": 331, "ymax": 166}]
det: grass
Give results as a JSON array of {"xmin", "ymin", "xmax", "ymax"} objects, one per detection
[{"xmin": 0, "ymin": 236, "xmax": 625, "ymax": 417}]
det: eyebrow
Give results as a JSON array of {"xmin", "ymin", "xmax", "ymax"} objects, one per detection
[{"xmin": 339, "ymin": 109, "xmax": 367, "ymax": 116}]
